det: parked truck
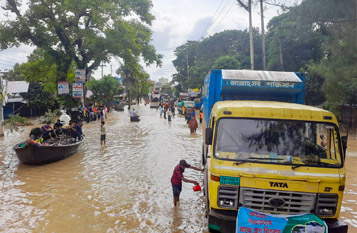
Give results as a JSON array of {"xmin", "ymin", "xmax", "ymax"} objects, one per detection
[{"xmin": 202, "ymin": 69, "xmax": 348, "ymax": 233}]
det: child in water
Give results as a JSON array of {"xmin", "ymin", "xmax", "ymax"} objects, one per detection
[{"xmin": 101, "ymin": 121, "xmax": 106, "ymax": 146}]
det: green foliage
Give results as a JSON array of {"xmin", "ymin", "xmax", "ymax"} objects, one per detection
[
  {"xmin": 39, "ymin": 109, "xmax": 61, "ymax": 124},
  {"xmin": 161, "ymin": 84, "xmax": 173, "ymax": 96},
  {"xmin": 87, "ymin": 75, "xmax": 123, "ymax": 105},
  {"xmin": 212, "ymin": 56, "xmax": 241, "ymax": 69},
  {"xmin": 172, "ymin": 30, "xmax": 260, "ymax": 90},
  {"xmin": 3, "ymin": 114, "xmax": 30, "ymax": 133},
  {"xmin": 0, "ymin": 0, "xmax": 161, "ymax": 81},
  {"xmin": 303, "ymin": 66, "xmax": 326, "ymax": 107},
  {"xmin": 20, "ymin": 83, "xmax": 58, "ymax": 110},
  {"xmin": 116, "ymin": 61, "xmax": 151, "ymax": 104}
]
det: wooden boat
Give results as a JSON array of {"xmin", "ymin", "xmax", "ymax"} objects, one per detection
[{"xmin": 13, "ymin": 136, "xmax": 85, "ymax": 165}]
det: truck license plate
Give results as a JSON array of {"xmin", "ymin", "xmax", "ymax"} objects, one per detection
[{"xmin": 220, "ymin": 176, "xmax": 240, "ymax": 185}]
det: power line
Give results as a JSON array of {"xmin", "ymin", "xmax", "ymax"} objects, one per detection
[
  {"xmin": 200, "ymin": 0, "xmax": 225, "ymax": 39},
  {"xmin": 205, "ymin": 0, "xmax": 234, "ymax": 38},
  {"xmin": 210, "ymin": 0, "xmax": 236, "ymax": 34}
]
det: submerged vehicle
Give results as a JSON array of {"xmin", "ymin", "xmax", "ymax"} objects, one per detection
[{"xmin": 202, "ymin": 69, "xmax": 348, "ymax": 233}]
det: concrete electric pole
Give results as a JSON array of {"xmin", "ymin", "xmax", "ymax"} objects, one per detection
[{"xmin": 236, "ymin": 0, "xmax": 255, "ymax": 70}]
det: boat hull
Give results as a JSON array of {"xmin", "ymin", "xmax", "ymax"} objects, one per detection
[{"xmin": 14, "ymin": 138, "xmax": 84, "ymax": 165}]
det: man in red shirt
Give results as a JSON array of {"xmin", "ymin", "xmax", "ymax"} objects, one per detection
[{"xmin": 171, "ymin": 159, "xmax": 203, "ymax": 206}]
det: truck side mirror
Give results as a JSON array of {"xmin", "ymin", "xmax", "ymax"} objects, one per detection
[
  {"xmin": 341, "ymin": 135, "xmax": 348, "ymax": 158},
  {"xmin": 205, "ymin": 128, "xmax": 213, "ymax": 145}
]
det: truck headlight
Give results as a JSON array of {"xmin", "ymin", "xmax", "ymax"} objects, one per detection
[
  {"xmin": 217, "ymin": 185, "xmax": 238, "ymax": 209},
  {"xmin": 315, "ymin": 193, "xmax": 338, "ymax": 217}
]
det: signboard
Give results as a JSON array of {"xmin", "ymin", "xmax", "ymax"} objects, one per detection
[
  {"xmin": 224, "ymin": 80, "xmax": 297, "ymax": 89},
  {"xmin": 7, "ymin": 81, "xmax": 29, "ymax": 94},
  {"xmin": 75, "ymin": 68, "xmax": 86, "ymax": 83},
  {"xmin": 58, "ymin": 81, "xmax": 69, "ymax": 95},
  {"xmin": 72, "ymin": 83, "xmax": 83, "ymax": 98}
]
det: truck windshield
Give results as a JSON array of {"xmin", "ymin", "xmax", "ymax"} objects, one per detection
[{"xmin": 214, "ymin": 118, "xmax": 342, "ymax": 168}]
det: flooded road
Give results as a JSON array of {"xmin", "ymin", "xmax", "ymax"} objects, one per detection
[
  {"xmin": 0, "ymin": 105, "xmax": 207, "ymax": 233},
  {"xmin": 1, "ymin": 105, "xmax": 357, "ymax": 232}
]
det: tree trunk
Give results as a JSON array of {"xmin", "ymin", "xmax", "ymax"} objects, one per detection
[
  {"xmin": 350, "ymin": 104, "xmax": 353, "ymax": 127},
  {"xmin": 127, "ymin": 89, "xmax": 131, "ymax": 110}
]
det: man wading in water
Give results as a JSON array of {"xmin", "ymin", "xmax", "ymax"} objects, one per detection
[{"xmin": 171, "ymin": 160, "xmax": 203, "ymax": 206}]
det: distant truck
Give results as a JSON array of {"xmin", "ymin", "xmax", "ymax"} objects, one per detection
[
  {"xmin": 202, "ymin": 69, "xmax": 348, "ymax": 233},
  {"xmin": 150, "ymin": 93, "xmax": 160, "ymax": 108}
]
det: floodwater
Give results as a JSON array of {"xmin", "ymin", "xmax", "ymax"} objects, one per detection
[
  {"xmin": 0, "ymin": 105, "xmax": 207, "ymax": 233},
  {"xmin": 0, "ymin": 105, "xmax": 356, "ymax": 232}
]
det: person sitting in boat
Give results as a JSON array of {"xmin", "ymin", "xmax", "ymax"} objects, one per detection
[
  {"xmin": 42, "ymin": 121, "xmax": 56, "ymax": 141},
  {"xmin": 70, "ymin": 121, "xmax": 83, "ymax": 141},
  {"xmin": 29, "ymin": 127, "xmax": 43, "ymax": 145},
  {"xmin": 53, "ymin": 119, "xmax": 63, "ymax": 136}
]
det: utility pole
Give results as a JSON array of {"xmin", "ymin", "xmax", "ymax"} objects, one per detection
[
  {"xmin": 0, "ymin": 77, "xmax": 6, "ymax": 137},
  {"xmin": 100, "ymin": 62, "xmax": 106, "ymax": 78},
  {"xmin": 260, "ymin": 0, "xmax": 266, "ymax": 70},
  {"xmin": 237, "ymin": 0, "xmax": 254, "ymax": 70}
]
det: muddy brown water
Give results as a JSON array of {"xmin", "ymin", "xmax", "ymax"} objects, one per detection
[{"xmin": 0, "ymin": 105, "xmax": 356, "ymax": 232}]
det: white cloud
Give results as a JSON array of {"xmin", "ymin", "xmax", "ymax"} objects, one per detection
[{"xmin": 0, "ymin": 0, "xmax": 301, "ymax": 81}]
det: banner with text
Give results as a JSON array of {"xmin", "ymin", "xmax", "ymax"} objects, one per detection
[
  {"xmin": 75, "ymin": 68, "xmax": 86, "ymax": 83},
  {"xmin": 236, "ymin": 207, "xmax": 327, "ymax": 233},
  {"xmin": 58, "ymin": 81, "xmax": 69, "ymax": 95},
  {"xmin": 72, "ymin": 83, "xmax": 83, "ymax": 98},
  {"xmin": 236, "ymin": 207, "xmax": 287, "ymax": 233}
]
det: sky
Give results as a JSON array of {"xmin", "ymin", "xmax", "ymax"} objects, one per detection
[{"xmin": 0, "ymin": 0, "xmax": 300, "ymax": 82}]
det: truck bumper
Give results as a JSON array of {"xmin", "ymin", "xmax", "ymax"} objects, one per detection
[{"xmin": 208, "ymin": 209, "xmax": 348, "ymax": 233}]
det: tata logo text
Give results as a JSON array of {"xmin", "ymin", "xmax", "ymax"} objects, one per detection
[{"xmin": 269, "ymin": 182, "xmax": 288, "ymax": 188}]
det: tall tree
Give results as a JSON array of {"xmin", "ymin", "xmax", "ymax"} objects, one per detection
[
  {"xmin": 172, "ymin": 29, "xmax": 261, "ymax": 90},
  {"xmin": 87, "ymin": 75, "xmax": 122, "ymax": 106},
  {"xmin": 0, "ymin": 0, "xmax": 162, "ymax": 81}
]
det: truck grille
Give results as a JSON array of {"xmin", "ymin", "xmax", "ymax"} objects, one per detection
[{"xmin": 240, "ymin": 187, "xmax": 316, "ymax": 215}]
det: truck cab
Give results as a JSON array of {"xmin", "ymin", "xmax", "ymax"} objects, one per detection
[{"xmin": 202, "ymin": 69, "xmax": 348, "ymax": 233}]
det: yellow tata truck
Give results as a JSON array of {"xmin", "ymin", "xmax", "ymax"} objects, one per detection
[{"xmin": 202, "ymin": 69, "xmax": 348, "ymax": 233}]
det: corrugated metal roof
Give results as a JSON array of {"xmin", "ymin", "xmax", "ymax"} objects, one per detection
[{"xmin": 221, "ymin": 70, "xmax": 302, "ymax": 82}]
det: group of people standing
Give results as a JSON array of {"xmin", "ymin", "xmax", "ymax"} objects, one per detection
[
  {"xmin": 158, "ymin": 102, "xmax": 175, "ymax": 121},
  {"xmin": 82, "ymin": 105, "xmax": 108, "ymax": 123}
]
